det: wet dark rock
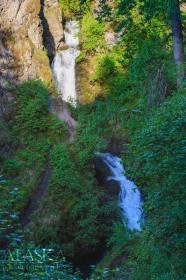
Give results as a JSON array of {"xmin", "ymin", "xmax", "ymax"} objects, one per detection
[
  {"xmin": 107, "ymin": 137, "xmax": 124, "ymax": 155},
  {"xmin": 93, "ymin": 154, "xmax": 120, "ymax": 197},
  {"xmin": 94, "ymin": 154, "xmax": 112, "ymax": 182},
  {"xmin": 106, "ymin": 178, "xmax": 120, "ymax": 196}
]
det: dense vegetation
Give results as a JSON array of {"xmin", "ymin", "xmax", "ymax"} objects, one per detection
[
  {"xmin": 75, "ymin": 0, "xmax": 186, "ymax": 278},
  {"xmin": 0, "ymin": 0, "xmax": 185, "ymax": 279}
]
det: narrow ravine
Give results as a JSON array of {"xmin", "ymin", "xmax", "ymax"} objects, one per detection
[
  {"xmin": 39, "ymin": 0, "xmax": 55, "ymax": 62},
  {"xmin": 20, "ymin": 164, "xmax": 51, "ymax": 227}
]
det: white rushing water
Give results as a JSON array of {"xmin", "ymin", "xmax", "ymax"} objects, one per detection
[
  {"xmin": 97, "ymin": 153, "xmax": 143, "ymax": 231},
  {"xmin": 52, "ymin": 21, "xmax": 80, "ymax": 105}
]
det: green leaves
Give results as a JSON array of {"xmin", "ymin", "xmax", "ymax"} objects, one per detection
[
  {"xmin": 14, "ymin": 80, "xmax": 49, "ymax": 138},
  {"xmin": 125, "ymin": 91, "xmax": 186, "ymax": 279},
  {"xmin": 60, "ymin": 0, "xmax": 81, "ymax": 17},
  {"xmin": 80, "ymin": 13, "xmax": 105, "ymax": 53},
  {"xmin": 94, "ymin": 54, "xmax": 117, "ymax": 83},
  {"xmin": 117, "ymin": 0, "xmax": 178, "ymax": 21}
]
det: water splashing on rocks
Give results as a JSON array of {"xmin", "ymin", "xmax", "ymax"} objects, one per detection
[{"xmin": 95, "ymin": 152, "xmax": 144, "ymax": 231}]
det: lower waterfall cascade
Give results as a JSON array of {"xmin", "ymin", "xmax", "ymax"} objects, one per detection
[{"xmin": 96, "ymin": 152, "xmax": 144, "ymax": 231}]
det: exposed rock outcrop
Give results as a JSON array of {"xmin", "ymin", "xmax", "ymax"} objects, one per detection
[
  {"xmin": 0, "ymin": 0, "xmax": 63, "ymax": 84},
  {"xmin": 94, "ymin": 154, "xmax": 120, "ymax": 197},
  {"xmin": 44, "ymin": 0, "xmax": 64, "ymax": 50},
  {"xmin": 0, "ymin": 35, "xmax": 15, "ymax": 89}
]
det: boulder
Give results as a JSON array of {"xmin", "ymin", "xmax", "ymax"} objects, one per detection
[
  {"xmin": 93, "ymin": 154, "xmax": 113, "ymax": 182},
  {"xmin": 93, "ymin": 154, "xmax": 120, "ymax": 196},
  {"xmin": 106, "ymin": 178, "xmax": 120, "ymax": 196}
]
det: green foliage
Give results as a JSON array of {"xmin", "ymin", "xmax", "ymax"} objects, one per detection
[
  {"xmin": 29, "ymin": 143, "xmax": 117, "ymax": 258},
  {"xmin": 59, "ymin": 0, "xmax": 92, "ymax": 17},
  {"xmin": 115, "ymin": 1, "xmax": 180, "ymax": 94},
  {"xmin": 120, "ymin": 7, "xmax": 172, "ymax": 84},
  {"xmin": 76, "ymin": 1, "xmax": 186, "ymax": 277},
  {"xmin": 107, "ymin": 222, "xmax": 129, "ymax": 250},
  {"xmin": 60, "ymin": 0, "xmax": 81, "ymax": 17},
  {"xmin": 0, "ymin": 119, "xmax": 11, "ymax": 151},
  {"xmin": 1, "ymin": 0, "xmax": 185, "ymax": 278},
  {"xmin": 0, "ymin": 80, "xmax": 68, "ymax": 248},
  {"xmin": 3, "ymin": 159, "xmax": 22, "ymax": 177},
  {"xmin": 93, "ymin": 54, "xmax": 117, "ymax": 83},
  {"xmin": 117, "ymin": 0, "xmax": 181, "ymax": 20},
  {"xmin": 122, "ymin": 91, "xmax": 186, "ymax": 280},
  {"xmin": 13, "ymin": 80, "xmax": 68, "ymax": 146},
  {"xmin": 80, "ymin": 13, "xmax": 105, "ymax": 53},
  {"xmin": 7, "ymin": 81, "xmax": 68, "ymax": 193},
  {"xmin": 96, "ymin": 0, "xmax": 112, "ymax": 22},
  {"xmin": 75, "ymin": 98, "xmax": 126, "ymax": 168},
  {"xmin": 14, "ymin": 80, "xmax": 52, "ymax": 139}
]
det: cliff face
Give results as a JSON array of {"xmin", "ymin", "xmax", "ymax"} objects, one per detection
[
  {"xmin": 44, "ymin": 0, "xmax": 64, "ymax": 50},
  {"xmin": 42, "ymin": 0, "xmax": 64, "ymax": 61},
  {"xmin": 0, "ymin": 0, "xmax": 63, "ymax": 87}
]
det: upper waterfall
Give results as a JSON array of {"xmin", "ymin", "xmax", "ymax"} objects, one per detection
[
  {"xmin": 95, "ymin": 153, "xmax": 144, "ymax": 231},
  {"xmin": 52, "ymin": 21, "xmax": 80, "ymax": 105}
]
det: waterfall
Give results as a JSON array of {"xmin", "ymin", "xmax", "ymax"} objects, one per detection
[
  {"xmin": 52, "ymin": 21, "xmax": 80, "ymax": 105},
  {"xmin": 96, "ymin": 153, "xmax": 143, "ymax": 231}
]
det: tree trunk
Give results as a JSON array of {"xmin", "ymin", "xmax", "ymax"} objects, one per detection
[{"xmin": 171, "ymin": 1, "xmax": 185, "ymax": 87}]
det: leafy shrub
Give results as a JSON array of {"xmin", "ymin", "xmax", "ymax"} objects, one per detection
[
  {"xmin": 3, "ymin": 159, "xmax": 22, "ymax": 177},
  {"xmin": 80, "ymin": 13, "xmax": 105, "ymax": 53},
  {"xmin": 0, "ymin": 80, "xmax": 68, "ymax": 246},
  {"xmin": 124, "ymin": 91, "xmax": 186, "ymax": 279},
  {"xmin": 29, "ymin": 143, "xmax": 116, "ymax": 259},
  {"xmin": 93, "ymin": 54, "xmax": 117, "ymax": 83},
  {"xmin": 14, "ymin": 80, "xmax": 49, "ymax": 139},
  {"xmin": 60, "ymin": 0, "xmax": 81, "ymax": 17}
]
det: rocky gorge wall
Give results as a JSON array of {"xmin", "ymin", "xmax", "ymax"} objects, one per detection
[{"xmin": 0, "ymin": 0, "xmax": 63, "ymax": 91}]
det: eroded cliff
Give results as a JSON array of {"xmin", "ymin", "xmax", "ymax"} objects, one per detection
[{"xmin": 0, "ymin": 0, "xmax": 63, "ymax": 88}]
